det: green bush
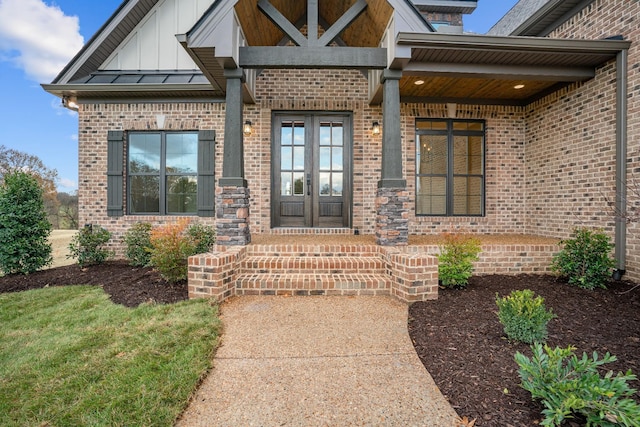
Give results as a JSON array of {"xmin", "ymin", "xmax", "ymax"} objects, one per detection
[
  {"xmin": 0, "ymin": 171, "xmax": 52, "ymax": 274},
  {"xmin": 516, "ymin": 343, "xmax": 640, "ymax": 426},
  {"xmin": 437, "ymin": 234, "xmax": 481, "ymax": 288},
  {"xmin": 551, "ymin": 228, "xmax": 615, "ymax": 289},
  {"xmin": 123, "ymin": 222, "xmax": 153, "ymax": 267},
  {"xmin": 186, "ymin": 223, "xmax": 216, "ymax": 255},
  {"xmin": 149, "ymin": 220, "xmax": 216, "ymax": 283},
  {"xmin": 68, "ymin": 224, "xmax": 112, "ymax": 268},
  {"xmin": 496, "ymin": 289, "xmax": 555, "ymax": 344}
]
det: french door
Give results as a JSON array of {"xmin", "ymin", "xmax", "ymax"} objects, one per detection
[{"xmin": 272, "ymin": 113, "xmax": 352, "ymax": 228}]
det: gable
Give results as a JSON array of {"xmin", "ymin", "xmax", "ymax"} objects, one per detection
[{"xmin": 101, "ymin": 0, "xmax": 215, "ymax": 71}]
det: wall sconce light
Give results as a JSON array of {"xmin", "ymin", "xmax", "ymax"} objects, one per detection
[
  {"xmin": 372, "ymin": 121, "xmax": 381, "ymax": 136},
  {"xmin": 243, "ymin": 120, "xmax": 253, "ymax": 136},
  {"xmin": 62, "ymin": 95, "xmax": 79, "ymax": 111}
]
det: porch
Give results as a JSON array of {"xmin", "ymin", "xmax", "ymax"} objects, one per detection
[{"xmin": 188, "ymin": 233, "xmax": 560, "ymax": 303}]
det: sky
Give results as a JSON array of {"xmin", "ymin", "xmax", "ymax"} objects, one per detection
[{"xmin": 0, "ymin": 0, "xmax": 519, "ymax": 193}]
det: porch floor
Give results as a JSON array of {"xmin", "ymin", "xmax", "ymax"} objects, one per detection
[{"xmin": 251, "ymin": 233, "xmax": 559, "ymax": 246}]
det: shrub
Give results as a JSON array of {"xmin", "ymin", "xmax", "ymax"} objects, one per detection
[
  {"xmin": 0, "ymin": 171, "xmax": 53, "ymax": 274},
  {"xmin": 496, "ymin": 289, "xmax": 555, "ymax": 344},
  {"xmin": 68, "ymin": 224, "xmax": 112, "ymax": 268},
  {"xmin": 437, "ymin": 234, "xmax": 481, "ymax": 288},
  {"xmin": 551, "ymin": 228, "xmax": 615, "ymax": 289},
  {"xmin": 186, "ymin": 223, "xmax": 216, "ymax": 255},
  {"xmin": 515, "ymin": 343, "xmax": 640, "ymax": 427},
  {"xmin": 148, "ymin": 220, "xmax": 215, "ymax": 283},
  {"xmin": 123, "ymin": 222, "xmax": 153, "ymax": 267}
]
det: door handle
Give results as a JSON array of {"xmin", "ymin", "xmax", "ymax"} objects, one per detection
[{"xmin": 307, "ymin": 174, "xmax": 311, "ymax": 196}]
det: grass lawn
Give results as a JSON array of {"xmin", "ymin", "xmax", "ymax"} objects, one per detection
[{"xmin": 0, "ymin": 286, "xmax": 220, "ymax": 426}]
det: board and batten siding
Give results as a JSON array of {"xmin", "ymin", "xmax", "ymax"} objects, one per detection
[{"xmin": 100, "ymin": 0, "xmax": 215, "ymax": 71}]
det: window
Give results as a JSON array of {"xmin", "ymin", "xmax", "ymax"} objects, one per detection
[
  {"xmin": 128, "ymin": 131, "xmax": 198, "ymax": 215},
  {"xmin": 415, "ymin": 119, "xmax": 485, "ymax": 216}
]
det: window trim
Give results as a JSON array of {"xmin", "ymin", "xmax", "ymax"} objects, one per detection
[
  {"xmin": 127, "ymin": 130, "xmax": 199, "ymax": 216},
  {"xmin": 415, "ymin": 119, "xmax": 486, "ymax": 217}
]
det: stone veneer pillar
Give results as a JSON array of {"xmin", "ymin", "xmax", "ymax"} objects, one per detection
[
  {"xmin": 376, "ymin": 188, "xmax": 409, "ymax": 246},
  {"xmin": 217, "ymin": 68, "xmax": 251, "ymax": 246},
  {"xmin": 215, "ymin": 186, "xmax": 251, "ymax": 245},
  {"xmin": 376, "ymin": 69, "xmax": 408, "ymax": 246}
]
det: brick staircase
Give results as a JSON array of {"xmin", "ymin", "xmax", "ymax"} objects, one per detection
[
  {"xmin": 188, "ymin": 243, "xmax": 440, "ymax": 303},
  {"xmin": 235, "ymin": 245, "xmax": 392, "ymax": 296}
]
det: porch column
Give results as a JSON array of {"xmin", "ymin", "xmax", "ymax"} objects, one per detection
[
  {"xmin": 376, "ymin": 69, "xmax": 408, "ymax": 246},
  {"xmin": 216, "ymin": 68, "xmax": 251, "ymax": 246}
]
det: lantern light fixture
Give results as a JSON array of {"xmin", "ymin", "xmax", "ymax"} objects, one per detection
[
  {"xmin": 372, "ymin": 121, "xmax": 381, "ymax": 136},
  {"xmin": 243, "ymin": 120, "xmax": 253, "ymax": 136}
]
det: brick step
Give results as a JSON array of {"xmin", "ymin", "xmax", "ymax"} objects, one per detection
[
  {"xmin": 239, "ymin": 256, "xmax": 386, "ymax": 274},
  {"xmin": 235, "ymin": 272, "xmax": 392, "ymax": 296},
  {"xmin": 245, "ymin": 244, "xmax": 381, "ymax": 258}
]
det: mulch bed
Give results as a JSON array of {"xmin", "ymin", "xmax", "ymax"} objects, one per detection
[
  {"xmin": 2, "ymin": 264, "xmax": 639, "ymax": 425},
  {"xmin": 409, "ymin": 275, "xmax": 640, "ymax": 426},
  {"xmin": 0, "ymin": 261, "xmax": 188, "ymax": 307}
]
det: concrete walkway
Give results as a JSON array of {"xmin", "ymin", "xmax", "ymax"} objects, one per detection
[{"xmin": 177, "ymin": 296, "xmax": 460, "ymax": 427}]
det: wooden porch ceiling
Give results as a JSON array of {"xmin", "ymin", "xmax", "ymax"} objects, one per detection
[
  {"xmin": 233, "ymin": 0, "xmax": 393, "ymax": 47},
  {"xmin": 391, "ymin": 32, "xmax": 631, "ymax": 105}
]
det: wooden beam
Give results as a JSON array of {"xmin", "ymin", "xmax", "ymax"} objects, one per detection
[
  {"xmin": 307, "ymin": 0, "xmax": 319, "ymax": 46},
  {"xmin": 257, "ymin": 0, "xmax": 307, "ymax": 47},
  {"xmin": 317, "ymin": 0, "xmax": 368, "ymax": 47},
  {"xmin": 239, "ymin": 47, "xmax": 387, "ymax": 69},
  {"xmin": 402, "ymin": 62, "xmax": 595, "ymax": 81}
]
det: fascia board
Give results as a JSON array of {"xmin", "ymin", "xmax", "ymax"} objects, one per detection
[{"xmin": 53, "ymin": 0, "xmax": 147, "ymax": 84}]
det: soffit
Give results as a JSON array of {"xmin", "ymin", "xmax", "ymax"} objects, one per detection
[
  {"xmin": 233, "ymin": 0, "xmax": 394, "ymax": 47},
  {"xmin": 395, "ymin": 32, "xmax": 629, "ymax": 105}
]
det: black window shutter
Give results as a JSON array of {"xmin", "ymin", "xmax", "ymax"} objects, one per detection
[
  {"xmin": 197, "ymin": 130, "xmax": 215, "ymax": 217},
  {"xmin": 107, "ymin": 131, "xmax": 124, "ymax": 217}
]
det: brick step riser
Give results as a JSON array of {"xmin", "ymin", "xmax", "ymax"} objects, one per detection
[
  {"xmin": 239, "ymin": 268, "xmax": 388, "ymax": 275},
  {"xmin": 236, "ymin": 278, "xmax": 392, "ymax": 291},
  {"xmin": 239, "ymin": 257, "xmax": 386, "ymax": 275}
]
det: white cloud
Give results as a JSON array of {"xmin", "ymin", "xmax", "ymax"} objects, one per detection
[
  {"xmin": 58, "ymin": 177, "xmax": 77, "ymax": 191},
  {"xmin": 0, "ymin": 0, "xmax": 84, "ymax": 83}
]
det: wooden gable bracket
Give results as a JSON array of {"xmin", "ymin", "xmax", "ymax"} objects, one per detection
[{"xmin": 245, "ymin": 0, "xmax": 386, "ymax": 69}]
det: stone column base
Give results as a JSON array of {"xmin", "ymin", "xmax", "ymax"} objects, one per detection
[
  {"xmin": 375, "ymin": 187, "xmax": 409, "ymax": 246},
  {"xmin": 215, "ymin": 186, "xmax": 251, "ymax": 246}
]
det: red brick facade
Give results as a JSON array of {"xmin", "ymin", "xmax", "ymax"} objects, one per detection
[{"xmin": 77, "ymin": 0, "xmax": 639, "ymax": 281}]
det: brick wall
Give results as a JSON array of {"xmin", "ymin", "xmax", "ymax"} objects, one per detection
[
  {"xmin": 526, "ymin": 0, "xmax": 640, "ymax": 281},
  {"xmin": 77, "ymin": 102, "xmax": 224, "ymax": 256},
  {"xmin": 403, "ymin": 104, "xmax": 528, "ymax": 235}
]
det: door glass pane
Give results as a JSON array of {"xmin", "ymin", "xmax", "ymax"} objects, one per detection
[
  {"xmin": 332, "ymin": 147, "xmax": 343, "ymax": 170},
  {"xmin": 130, "ymin": 175, "xmax": 160, "ymax": 213},
  {"xmin": 332, "ymin": 173, "xmax": 343, "ymax": 196},
  {"xmin": 281, "ymin": 124, "xmax": 293, "ymax": 145},
  {"xmin": 319, "ymin": 125, "xmax": 331, "ymax": 146},
  {"xmin": 281, "ymin": 172, "xmax": 292, "ymax": 195},
  {"xmin": 331, "ymin": 124, "xmax": 343, "ymax": 146},
  {"xmin": 293, "ymin": 173, "xmax": 304, "ymax": 195},
  {"xmin": 319, "ymin": 172, "xmax": 331, "ymax": 195},
  {"xmin": 167, "ymin": 176, "xmax": 197, "ymax": 213},
  {"xmin": 129, "ymin": 134, "xmax": 161, "ymax": 173},
  {"xmin": 418, "ymin": 135, "xmax": 447, "ymax": 175},
  {"xmin": 166, "ymin": 133, "xmax": 197, "ymax": 173},
  {"xmin": 293, "ymin": 123, "xmax": 305, "ymax": 145},
  {"xmin": 319, "ymin": 147, "xmax": 331, "ymax": 170},
  {"xmin": 293, "ymin": 147, "xmax": 305, "ymax": 170},
  {"xmin": 281, "ymin": 146, "xmax": 292, "ymax": 170}
]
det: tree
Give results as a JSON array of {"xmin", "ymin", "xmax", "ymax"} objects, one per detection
[
  {"xmin": 0, "ymin": 170, "xmax": 52, "ymax": 274},
  {"xmin": 57, "ymin": 191, "xmax": 79, "ymax": 229},
  {"xmin": 0, "ymin": 145, "xmax": 59, "ymax": 226}
]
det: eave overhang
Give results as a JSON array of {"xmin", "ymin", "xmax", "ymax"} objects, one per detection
[{"xmin": 374, "ymin": 32, "xmax": 631, "ymax": 106}]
